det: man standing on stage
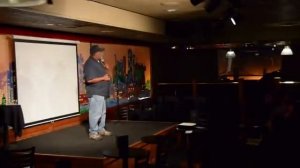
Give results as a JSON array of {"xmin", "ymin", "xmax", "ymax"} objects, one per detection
[{"xmin": 84, "ymin": 45, "xmax": 112, "ymax": 140}]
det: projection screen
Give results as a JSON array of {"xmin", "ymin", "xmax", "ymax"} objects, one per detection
[{"xmin": 14, "ymin": 36, "xmax": 79, "ymax": 125}]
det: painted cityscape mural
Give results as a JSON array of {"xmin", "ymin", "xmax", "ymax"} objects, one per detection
[
  {"xmin": 77, "ymin": 43, "xmax": 151, "ymax": 113},
  {"xmin": 0, "ymin": 35, "xmax": 151, "ymax": 113}
]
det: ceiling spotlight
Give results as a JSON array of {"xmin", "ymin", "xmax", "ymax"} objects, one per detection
[
  {"xmin": 281, "ymin": 45, "xmax": 293, "ymax": 55},
  {"xmin": 230, "ymin": 17, "xmax": 236, "ymax": 26}
]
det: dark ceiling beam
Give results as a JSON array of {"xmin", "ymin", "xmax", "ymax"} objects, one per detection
[
  {"xmin": 47, "ymin": 0, "xmax": 53, "ymax": 5},
  {"xmin": 190, "ymin": 0, "xmax": 205, "ymax": 6}
]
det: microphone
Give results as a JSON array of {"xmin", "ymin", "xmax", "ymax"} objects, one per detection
[
  {"xmin": 100, "ymin": 56, "xmax": 105, "ymax": 63},
  {"xmin": 100, "ymin": 57, "xmax": 109, "ymax": 70}
]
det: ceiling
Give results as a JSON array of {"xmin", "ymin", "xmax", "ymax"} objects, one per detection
[
  {"xmin": 0, "ymin": 7, "xmax": 169, "ymax": 43},
  {"xmin": 88, "ymin": 0, "xmax": 207, "ymax": 21},
  {"xmin": 0, "ymin": 0, "xmax": 233, "ymax": 44},
  {"xmin": 1, "ymin": 0, "xmax": 300, "ymax": 45},
  {"xmin": 85, "ymin": 0, "xmax": 300, "ymax": 28},
  {"xmin": 87, "ymin": 0, "xmax": 231, "ymax": 21}
]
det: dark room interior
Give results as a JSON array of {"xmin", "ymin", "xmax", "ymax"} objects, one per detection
[{"xmin": 1, "ymin": 0, "xmax": 300, "ymax": 168}]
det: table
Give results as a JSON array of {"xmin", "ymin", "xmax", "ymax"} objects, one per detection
[
  {"xmin": 102, "ymin": 148, "xmax": 148, "ymax": 168},
  {"xmin": 0, "ymin": 105, "xmax": 25, "ymax": 148}
]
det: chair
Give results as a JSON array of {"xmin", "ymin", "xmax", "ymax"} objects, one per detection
[
  {"xmin": 116, "ymin": 135, "xmax": 129, "ymax": 158},
  {"xmin": 5, "ymin": 146, "xmax": 36, "ymax": 168},
  {"xmin": 128, "ymin": 104, "xmax": 140, "ymax": 120},
  {"xmin": 119, "ymin": 104, "xmax": 139, "ymax": 120},
  {"xmin": 141, "ymin": 135, "xmax": 169, "ymax": 168},
  {"xmin": 119, "ymin": 105, "xmax": 129, "ymax": 120},
  {"xmin": 103, "ymin": 135, "xmax": 149, "ymax": 168},
  {"xmin": 135, "ymin": 150, "xmax": 150, "ymax": 168},
  {"xmin": 116, "ymin": 135, "xmax": 149, "ymax": 168},
  {"xmin": 140, "ymin": 98, "xmax": 155, "ymax": 121}
]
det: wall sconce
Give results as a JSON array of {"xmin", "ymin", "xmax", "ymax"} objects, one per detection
[
  {"xmin": 226, "ymin": 49, "xmax": 236, "ymax": 58},
  {"xmin": 226, "ymin": 49, "xmax": 236, "ymax": 73},
  {"xmin": 281, "ymin": 45, "xmax": 293, "ymax": 55}
]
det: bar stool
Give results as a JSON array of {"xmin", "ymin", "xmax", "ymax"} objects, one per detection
[
  {"xmin": 177, "ymin": 123, "xmax": 207, "ymax": 168},
  {"xmin": 2, "ymin": 146, "xmax": 36, "ymax": 168}
]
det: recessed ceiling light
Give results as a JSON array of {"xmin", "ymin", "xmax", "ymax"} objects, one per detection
[
  {"xmin": 280, "ymin": 81, "xmax": 295, "ymax": 84},
  {"xmin": 46, "ymin": 23, "xmax": 55, "ymax": 26},
  {"xmin": 167, "ymin": 9, "xmax": 177, "ymax": 12},
  {"xmin": 186, "ymin": 46, "xmax": 194, "ymax": 50}
]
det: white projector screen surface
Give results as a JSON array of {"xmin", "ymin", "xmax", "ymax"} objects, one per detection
[{"xmin": 15, "ymin": 40, "xmax": 79, "ymax": 124}]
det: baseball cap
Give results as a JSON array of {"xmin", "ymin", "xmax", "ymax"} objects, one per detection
[{"xmin": 90, "ymin": 45, "xmax": 104, "ymax": 55}]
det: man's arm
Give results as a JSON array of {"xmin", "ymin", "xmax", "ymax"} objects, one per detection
[{"xmin": 87, "ymin": 74, "xmax": 110, "ymax": 84}]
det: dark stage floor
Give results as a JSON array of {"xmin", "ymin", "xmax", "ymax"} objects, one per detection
[{"xmin": 9, "ymin": 120, "xmax": 176, "ymax": 158}]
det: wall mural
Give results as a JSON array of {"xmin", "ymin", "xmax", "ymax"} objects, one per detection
[
  {"xmin": 1, "ymin": 66, "xmax": 13, "ymax": 105},
  {"xmin": 0, "ymin": 35, "xmax": 151, "ymax": 114},
  {"xmin": 0, "ymin": 35, "xmax": 15, "ymax": 104},
  {"xmin": 77, "ymin": 43, "xmax": 151, "ymax": 113},
  {"xmin": 78, "ymin": 52, "xmax": 89, "ymax": 113}
]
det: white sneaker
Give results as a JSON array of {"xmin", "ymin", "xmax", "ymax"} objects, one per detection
[
  {"xmin": 99, "ymin": 130, "xmax": 112, "ymax": 136},
  {"xmin": 89, "ymin": 133, "xmax": 103, "ymax": 140}
]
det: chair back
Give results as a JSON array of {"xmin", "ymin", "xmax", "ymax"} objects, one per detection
[
  {"xmin": 6, "ymin": 146, "xmax": 36, "ymax": 168},
  {"xmin": 119, "ymin": 106, "xmax": 129, "ymax": 120},
  {"xmin": 116, "ymin": 135, "xmax": 129, "ymax": 157}
]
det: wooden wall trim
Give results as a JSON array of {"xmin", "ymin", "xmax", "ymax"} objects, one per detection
[
  {"xmin": 0, "ymin": 25, "xmax": 151, "ymax": 45},
  {"xmin": 8, "ymin": 113, "xmax": 88, "ymax": 143}
]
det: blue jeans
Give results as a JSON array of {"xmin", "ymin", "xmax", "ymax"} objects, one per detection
[{"xmin": 88, "ymin": 95, "xmax": 107, "ymax": 134}]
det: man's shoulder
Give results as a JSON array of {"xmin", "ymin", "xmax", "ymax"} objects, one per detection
[
  {"xmin": 84, "ymin": 57, "xmax": 93, "ymax": 63},
  {"xmin": 84, "ymin": 57, "xmax": 95, "ymax": 67}
]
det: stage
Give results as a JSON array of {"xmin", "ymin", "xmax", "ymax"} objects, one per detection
[{"xmin": 9, "ymin": 120, "xmax": 177, "ymax": 168}]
